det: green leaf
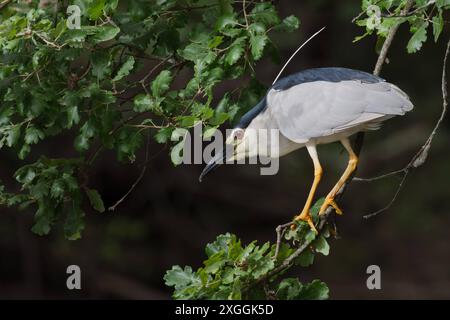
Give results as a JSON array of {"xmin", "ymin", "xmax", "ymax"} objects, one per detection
[
  {"xmin": 432, "ymin": 12, "xmax": 443, "ymax": 43},
  {"xmin": 277, "ymin": 15, "xmax": 300, "ymax": 32},
  {"xmin": 74, "ymin": 120, "xmax": 96, "ymax": 152},
  {"xmin": 91, "ymin": 51, "xmax": 111, "ymax": 79},
  {"xmin": 203, "ymin": 252, "xmax": 226, "ymax": 274},
  {"xmin": 64, "ymin": 29, "xmax": 88, "ymax": 45},
  {"xmin": 164, "ymin": 265, "xmax": 198, "ymax": 290},
  {"xmin": 31, "ymin": 203, "xmax": 55, "ymax": 236},
  {"xmin": 407, "ymin": 22, "xmax": 429, "ymax": 53},
  {"xmin": 208, "ymin": 36, "xmax": 224, "ymax": 49},
  {"xmin": 67, "ymin": 106, "xmax": 80, "ymax": 129},
  {"xmin": 252, "ymin": 256, "xmax": 274, "ymax": 279},
  {"xmin": 105, "ymin": 0, "xmax": 119, "ymax": 11},
  {"xmin": 277, "ymin": 278, "xmax": 303, "ymax": 300},
  {"xmin": 29, "ymin": 180, "xmax": 50, "ymax": 199},
  {"xmin": 250, "ymin": 34, "xmax": 268, "ymax": 60},
  {"xmin": 92, "ymin": 26, "xmax": 120, "ymax": 43},
  {"xmin": 24, "ymin": 127, "xmax": 45, "ymax": 145},
  {"xmin": 177, "ymin": 115, "xmax": 197, "ymax": 127},
  {"xmin": 0, "ymin": 107, "xmax": 14, "ymax": 125},
  {"xmin": 116, "ymin": 128, "xmax": 143, "ymax": 163},
  {"xmin": 205, "ymin": 233, "xmax": 235, "ymax": 257},
  {"xmin": 250, "ymin": 3, "xmax": 280, "ymax": 26},
  {"xmin": 50, "ymin": 180, "xmax": 65, "ymax": 199},
  {"xmin": 180, "ymin": 43, "xmax": 208, "ymax": 62},
  {"xmin": 216, "ymin": 13, "xmax": 237, "ymax": 30},
  {"xmin": 87, "ymin": 0, "xmax": 106, "ymax": 20},
  {"xmin": 15, "ymin": 167, "xmax": 36, "ymax": 184},
  {"xmin": 18, "ymin": 144, "xmax": 31, "ymax": 160},
  {"xmin": 154, "ymin": 127, "xmax": 173, "ymax": 144},
  {"xmin": 314, "ymin": 236, "xmax": 330, "ymax": 256},
  {"xmin": 113, "ymin": 56, "xmax": 135, "ymax": 81},
  {"xmin": 295, "ymin": 249, "xmax": 315, "ymax": 267},
  {"xmin": 62, "ymin": 172, "xmax": 79, "ymax": 192},
  {"xmin": 249, "ymin": 22, "xmax": 266, "ymax": 35},
  {"xmin": 225, "ymin": 37, "xmax": 246, "ymax": 65},
  {"xmin": 6, "ymin": 125, "xmax": 21, "ymax": 147},
  {"xmin": 218, "ymin": 0, "xmax": 233, "ymax": 14},
  {"xmin": 85, "ymin": 188, "xmax": 105, "ymax": 212},
  {"xmin": 437, "ymin": 0, "xmax": 450, "ymax": 8},
  {"xmin": 311, "ymin": 197, "xmax": 324, "ymax": 214},
  {"xmin": 133, "ymin": 94, "xmax": 153, "ymax": 112},
  {"xmin": 64, "ymin": 203, "xmax": 85, "ymax": 240},
  {"xmin": 297, "ymin": 280, "xmax": 329, "ymax": 300},
  {"xmin": 74, "ymin": 136, "xmax": 89, "ymax": 152},
  {"xmin": 305, "ymin": 229, "xmax": 317, "ymax": 242},
  {"xmin": 228, "ymin": 279, "xmax": 242, "ymax": 300},
  {"xmin": 203, "ymin": 127, "xmax": 218, "ymax": 139},
  {"xmin": 272, "ymin": 242, "xmax": 293, "ymax": 263},
  {"xmin": 277, "ymin": 278, "xmax": 328, "ymax": 300},
  {"xmin": 151, "ymin": 70, "xmax": 173, "ymax": 97},
  {"xmin": 353, "ymin": 31, "xmax": 371, "ymax": 43},
  {"xmin": 32, "ymin": 214, "xmax": 52, "ymax": 236}
]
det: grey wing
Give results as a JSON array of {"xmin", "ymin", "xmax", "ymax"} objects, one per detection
[{"xmin": 266, "ymin": 80, "xmax": 413, "ymax": 143}]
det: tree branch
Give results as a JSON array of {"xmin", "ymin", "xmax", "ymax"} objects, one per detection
[
  {"xmin": 0, "ymin": 0, "xmax": 12, "ymax": 10},
  {"xmin": 108, "ymin": 133, "xmax": 151, "ymax": 211},
  {"xmin": 373, "ymin": 0, "xmax": 415, "ymax": 76},
  {"xmin": 360, "ymin": 35, "xmax": 450, "ymax": 218}
]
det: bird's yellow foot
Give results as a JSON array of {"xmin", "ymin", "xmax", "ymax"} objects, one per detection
[
  {"xmin": 319, "ymin": 197, "xmax": 343, "ymax": 216},
  {"xmin": 292, "ymin": 211, "xmax": 318, "ymax": 234}
]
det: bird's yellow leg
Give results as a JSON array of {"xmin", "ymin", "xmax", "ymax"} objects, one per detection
[
  {"xmin": 293, "ymin": 144, "xmax": 322, "ymax": 233},
  {"xmin": 319, "ymin": 138, "xmax": 358, "ymax": 216}
]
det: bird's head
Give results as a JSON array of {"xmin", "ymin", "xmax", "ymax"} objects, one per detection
[
  {"xmin": 199, "ymin": 127, "xmax": 251, "ymax": 182},
  {"xmin": 199, "ymin": 97, "xmax": 267, "ymax": 182}
]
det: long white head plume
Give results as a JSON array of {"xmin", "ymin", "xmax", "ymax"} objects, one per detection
[{"xmin": 272, "ymin": 26, "xmax": 326, "ymax": 85}]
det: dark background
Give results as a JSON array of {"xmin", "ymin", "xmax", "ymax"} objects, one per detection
[{"xmin": 1, "ymin": 0, "xmax": 450, "ymax": 299}]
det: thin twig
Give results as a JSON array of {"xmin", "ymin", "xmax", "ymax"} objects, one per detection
[
  {"xmin": 33, "ymin": 32, "xmax": 65, "ymax": 50},
  {"xmin": 373, "ymin": 0, "xmax": 414, "ymax": 76},
  {"xmin": 353, "ymin": 168, "xmax": 406, "ymax": 182},
  {"xmin": 273, "ymin": 222, "xmax": 293, "ymax": 261},
  {"xmin": 108, "ymin": 166, "xmax": 147, "ymax": 211},
  {"xmin": 140, "ymin": 55, "xmax": 173, "ymax": 84},
  {"xmin": 352, "ymin": 0, "xmax": 385, "ymax": 23},
  {"xmin": 243, "ymin": 0, "xmax": 249, "ymax": 27},
  {"xmin": 108, "ymin": 133, "xmax": 151, "ymax": 211},
  {"xmin": 363, "ymin": 173, "xmax": 408, "ymax": 219},
  {"xmin": 384, "ymin": 0, "xmax": 436, "ymax": 18},
  {"xmin": 0, "ymin": 0, "xmax": 12, "ymax": 10}
]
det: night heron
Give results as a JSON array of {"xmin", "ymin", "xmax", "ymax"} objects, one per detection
[{"xmin": 200, "ymin": 67, "xmax": 413, "ymax": 232}]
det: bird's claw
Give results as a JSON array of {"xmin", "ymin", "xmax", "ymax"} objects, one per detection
[
  {"xmin": 319, "ymin": 197, "xmax": 343, "ymax": 216},
  {"xmin": 292, "ymin": 212, "xmax": 318, "ymax": 234}
]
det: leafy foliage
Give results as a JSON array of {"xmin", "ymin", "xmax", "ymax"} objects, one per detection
[
  {"xmin": 1, "ymin": 156, "xmax": 88, "ymax": 240},
  {"xmin": 0, "ymin": 0, "xmax": 299, "ymax": 239},
  {"xmin": 164, "ymin": 200, "xmax": 331, "ymax": 300},
  {"xmin": 355, "ymin": 0, "xmax": 450, "ymax": 53}
]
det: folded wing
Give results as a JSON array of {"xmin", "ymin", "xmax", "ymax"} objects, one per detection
[{"xmin": 266, "ymin": 80, "xmax": 413, "ymax": 143}]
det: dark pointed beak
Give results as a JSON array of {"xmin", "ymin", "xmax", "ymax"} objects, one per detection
[{"xmin": 199, "ymin": 150, "xmax": 227, "ymax": 182}]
